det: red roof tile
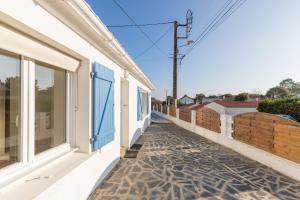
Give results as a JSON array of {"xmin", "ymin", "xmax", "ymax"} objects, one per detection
[{"xmin": 214, "ymin": 100, "xmax": 258, "ymax": 108}]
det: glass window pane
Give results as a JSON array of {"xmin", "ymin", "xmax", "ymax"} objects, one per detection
[
  {"xmin": 35, "ymin": 62, "xmax": 66, "ymax": 154},
  {"xmin": 142, "ymin": 93, "xmax": 147, "ymax": 117},
  {"xmin": 0, "ymin": 49, "xmax": 20, "ymax": 169}
]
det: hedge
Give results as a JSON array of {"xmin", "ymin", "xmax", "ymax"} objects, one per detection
[{"xmin": 257, "ymin": 98, "xmax": 300, "ymax": 122}]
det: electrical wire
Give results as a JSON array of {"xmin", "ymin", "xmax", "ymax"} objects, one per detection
[
  {"xmin": 185, "ymin": 0, "xmax": 241, "ymax": 56},
  {"xmin": 107, "ymin": 21, "xmax": 173, "ymax": 28},
  {"xmin": 134, "ymin": 25, "xmax": 173, "ymax": 60},
  {"xmin": 185, "ymin": 0, "xmax": 247, "ymax": 56},
  {"xmin": 183, "ymin": 0, "xmax": 247, "ymax": 58},
  {"xmin": 112, "ymin": 0, "xmax": 168, "ymax": 56}
]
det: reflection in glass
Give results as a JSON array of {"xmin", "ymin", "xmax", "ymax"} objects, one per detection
[
  {"xmin": 142, "ymin": 93, "xmax": 148, "ymax": 117},
  {"xmin": 35, "ymin": 62, "xmax": 66, "ymax": 154},
  {"xmin": 0, "ymin": 49, "xmax": 20, "ymax": 169}
]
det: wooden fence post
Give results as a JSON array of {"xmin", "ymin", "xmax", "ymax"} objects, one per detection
[
  {"xmin": 221, "ymin": 114, "xmax": 233, "ymax": 139},
  {"xmin": 176, "ymin": 108, "xmax": 179, "ymax": 119}
]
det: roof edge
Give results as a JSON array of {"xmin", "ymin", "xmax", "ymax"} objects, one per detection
[{"xmin": 35, "ymin": 0, "xmax": 155, "ymax": 90}]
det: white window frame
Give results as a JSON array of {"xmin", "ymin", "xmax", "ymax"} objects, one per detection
[
  {"xmin": 30, "ymin": 59, "xmax": 71, "ymax": 162},
  {"xmin": 0, "ymin": 51, "xmax": 75, "ymax": 187},
  {"xmin": 141, "ymin": 91, "xmax": 150, "ymax": 118}
]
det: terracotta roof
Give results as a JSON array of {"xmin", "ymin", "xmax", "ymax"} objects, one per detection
[{"xmin": 214, "ymin": 100, "xmax": 258, "ymax": 108}]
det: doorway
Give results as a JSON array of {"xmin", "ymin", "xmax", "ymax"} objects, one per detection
[{"xmin": 120, "ymin": 79, "xmax": 129, "ymax": 149}]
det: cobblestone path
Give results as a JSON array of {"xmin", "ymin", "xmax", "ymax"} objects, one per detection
[{"xmin": 89, "ymin": 122, "xmax": 300, "ymax": 200}]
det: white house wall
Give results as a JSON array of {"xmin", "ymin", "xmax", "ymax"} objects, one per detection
[
  {"xmin": 127, "ymin": 74, "xmax": 151, "ymax": 147},
  {"xmin": 204, "ymin": 102, "xmax": 226, "ymax": 114},
  {"xmin": 204, "ymin": 102, "xmax": 257, "ymax": 138},
  {"xmin": 0, "ymin": 0, "xmax": 152, "ymax": 199},
  {"xmin": 225, "ymin": 107, "xmax": 257, "ymax": 116}
]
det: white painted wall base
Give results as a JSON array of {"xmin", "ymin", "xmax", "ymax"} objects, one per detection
[
  {"xmin": 154, "ymin": 111, "xmax": 300, "ymax": 182},
  {"xmin": 0, "ymin": 151, "xmax": 120, "ymax": 200}
]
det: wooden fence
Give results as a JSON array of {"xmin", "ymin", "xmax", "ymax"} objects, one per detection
[
  {"xmin": 157, "ymin": 103, "xmax": 162, "ymax": 112},
  {"xmin": 151, "ymin": 103, "xmax": 155, "ymax": 111},
  {"xmin": 162, "ymin": 105, "xmax": 167, "ymax": 114},
  {"xmin": 233, "ymin": 112, "xmax": 300, "ymax": 163},
  {"xmin": 169, "ymin": 106, "xmax": 176, "ymax": 117},
  {"xmin": 274, "ymin": 124, "xmax": 300, "ymax": 163},
  {"xmin": 196, "ymin": 107, "xmax": 221, "ymax": 133},
  {"xmin": 179, "ymin": 106, "xmax": 191, "ymax": 123}
]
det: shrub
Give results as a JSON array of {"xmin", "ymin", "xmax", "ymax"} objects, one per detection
[
  {"xmin": 257, "ymin": 98, "xmax": 300, "ymax": 122},
  {"xmin": 234, "ymin": 93, "xmax": 249, "ymax": 101},
  {"xmin": 177, "ymin": 99, "xmax": 183, "ymax": 107}
]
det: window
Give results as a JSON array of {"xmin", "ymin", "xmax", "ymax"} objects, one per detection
[
  {"xmin": 137, "ymin": 87, "xmax": 149, "ymax": 120},
  {"xmin": 35, "ymin": 62, "xmax": 66, "ymax": 154},
  {"xmin": 0, "ymin": 49, "xmax": 71, "ymax": 172},
  {"xmin": 142, "ymin": 93, "xmax": 148, "ymax": 117},
  {"xmin": 0, "ymin": 50, "xmax": 21, "ymax": 169},
  {"xmin": 0, "ymin": 24, "xmax": 76, "ymax": 176}
]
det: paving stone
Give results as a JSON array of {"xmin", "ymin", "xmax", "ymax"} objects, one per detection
[{"xmin": 89, "ymin": 121, "xmax": 300, "ymax": 200}]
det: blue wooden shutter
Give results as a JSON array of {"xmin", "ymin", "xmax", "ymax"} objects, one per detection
[
  {"xmin": 137, "ymin": 87, "xmax": 143, "ymax": 121},
  {"xmin": 92, "ymin": 62, "xmax": 115, "ymax": 150}
]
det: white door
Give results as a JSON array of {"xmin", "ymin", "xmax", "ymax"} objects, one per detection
[{"xmin": 120, "ymin": 79, "xmax": 129, "ymax": 148}]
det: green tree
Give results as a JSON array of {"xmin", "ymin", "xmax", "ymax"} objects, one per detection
[
  {"xmin": 279, "ymin": 78, "xmax": 300, "ymax": 95},
  {"xmin": 195, "ymin": 93, "xmax": 205, "ymax": 103},
  {"xmin": 266, "ymin": 86, "xmax": 290, "ymax": 98},
  {"xmin": 208, "ymin": 95, "xmax": 218, "ymax": 98},
  {"xmin": 176, "ymin": 99, "xmax": 183, "ymax": 107},
  {"xmin": 234, "ymin": 93, "xmax": 249, "ymax": 101},
  {"xmin": 166, "ymin": 96, "xmax": 175, "ymax": 105},
  {"xmin": 224, "ymin": 94, "xmax": 233, "ymax": 98}
]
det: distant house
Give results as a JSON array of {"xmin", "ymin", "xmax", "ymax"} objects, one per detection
[
  {"xmin": 203, "ymin": 100, "xmax": 258, "ymax": 139},
  {"xmin": 179, "ymin": 95, "xmax": 195, "ymax": 105},
  {"xmin": 205, "ymin": 100, "xmax": 258, "ymax": 116},
  {"xmin": 218, "ymin": 95, "xmax": 234, "ymax": 101},
  {"xmin": 202, "ymin": 97, "xmax": 220, "ymax": 104},
  {"xmin": 248, "ymin": 94, "xmax": 265, "ymax": 102}
]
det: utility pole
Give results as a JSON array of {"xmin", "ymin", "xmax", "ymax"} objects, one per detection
[
  {"xmin": 165, "ymin": 89, "xmax": 168, "ymax": 105},
  {"xmin": 172, "ymin": 10, "xmax": 193, "ymax": 100},
  {"xmin": 173, "ymin": 21, "xmax": 178, "ymax": 99}
]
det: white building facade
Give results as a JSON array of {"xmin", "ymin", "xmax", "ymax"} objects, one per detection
[
  {"xmin": 0, "ymin": 0, "xmax": 154, "ymax": 199},
  {"xmin": 205, "ymin": 101, "xmax": 258, "ymax": 138}
]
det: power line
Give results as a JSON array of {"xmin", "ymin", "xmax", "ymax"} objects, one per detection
[
  {"xmin": 185, "ymin": 0, "xmax": 239, "ymax": 56},
  {"xmin": 134, "ymin": 25, "xmax": 173, "ymax": 60},
  {"xmin": 112, "ymin": 0, "xmax": 168, "ymax": 56},
  {"xmin": 176, "ymin": 0, "xmax": 233, "ymax": 59},
  {"xmin": 184, "ymin": 0, "xmax": 247, "ymax": 58},
  {"xmin": 186, "ymin": 0, "xmax": 247, "ymax": 56},
  {"xmin": 107, "ymin": 21, "xmax": 173, "ymax": 28}
]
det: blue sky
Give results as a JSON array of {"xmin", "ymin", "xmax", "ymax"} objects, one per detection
[{"xmin": 86, "ymin": 0, "xmax": 300, "ymax": 100}]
